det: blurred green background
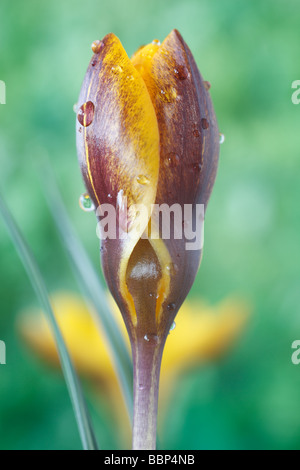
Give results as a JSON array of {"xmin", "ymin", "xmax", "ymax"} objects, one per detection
[{"xmin": 0, "ymin": 0, "xmax": 300, "ymax": 450}]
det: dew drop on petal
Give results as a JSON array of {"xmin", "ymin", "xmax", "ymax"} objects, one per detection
[
  {"xmin": 169, "ymin": 321, "xmax": 176, "ymax": 332},
  {"xmin": 167, "ymin": 303, "xmax": 176, "ymax": 312},
  {"xmin": 77, "ymin": 101, "xmax": 95, "ymax": 127},
  {"xmin": 137, "ymin": 175, "xmax": 150, "ymax": 185},
  {"xmin": 91, "ymin": 40, "xmax": 103, "ymax": 54},
  {"xmin": 201, "ymin": 118, "xmax": 209, "ymax": 129},
  {"xmin": 219, "ymin": 133, "xmax": 225, "ymax": 144},
  {"xmin": 111, "ymin": 65, "xmax": 123, "ymax": 73},
  {"xmin": 160, "ymin": 86, "xmax": 177, "ymax": 103},
  {"xmin": 149, "ymin": 292, "xmax": 158, "ymax": 299},
  {"xmin": 192, "ymin": 162, "xmax": 202, "ymax": 173},
  {"xmin": 152, "ymin": 39, "xmax": 161, "ymax": 46},
  {"xmin": 144, "ymin": 334, "xmax": 159, "ymax": 344},
  {"xmin": 79, "ymin": 193, "xmax": 95, "ymax": 212},
  {"xmin": 174, "ymin": 65, "xmax": 189, "ymax": 80},
  {"xmin": 164, "ymin": 152, "xmax": 180, "ymax": 168}
]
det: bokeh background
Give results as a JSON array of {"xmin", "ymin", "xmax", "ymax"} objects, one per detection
[{"xmin": 0, "ymin": 0, "xmax": 300, "ymax": 450}]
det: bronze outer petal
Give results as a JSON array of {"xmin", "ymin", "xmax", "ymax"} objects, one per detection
[{"xmin": 130, "ymin": 30, "xmax": 220, "ymax": 340}]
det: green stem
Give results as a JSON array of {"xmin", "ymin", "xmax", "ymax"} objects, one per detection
[{"xmin": 132, "ymin": 337, "xmax": 164, "ymax": 450}]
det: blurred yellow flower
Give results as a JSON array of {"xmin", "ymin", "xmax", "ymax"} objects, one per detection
[
  {"xmin": 17, "ymin": 291, "xmax": 249, "ymax": 441},
  {"xmin": 17, "ymin": 290, "xmax": 249, "ymax": 383}
]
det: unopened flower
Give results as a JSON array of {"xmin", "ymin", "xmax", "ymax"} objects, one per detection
[{"xmin": 76, "ymin": 30, "xmax": 220, "ymax": 448}]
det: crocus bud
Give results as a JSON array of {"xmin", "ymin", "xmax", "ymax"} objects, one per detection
[{"xmin": 76, "ymin": 30, "xmax": 219, "ymax": 449}]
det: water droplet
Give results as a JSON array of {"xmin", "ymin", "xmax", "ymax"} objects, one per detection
[
  {"xmin": 91, "ymin": 57, "xmax": 98, "ymax": 67},
  {"xmin": 149, "ymin": 292, "xmax": 159, "ymax": 299},
  {"xmin": 204, "ymin": 81, "xmax": 211, "ymax": 91},
  {"xmin": 164, "ymin": 152, "xmax": 180, "ymax": 168},
  {"xmin": 219, "ymin": 133, "xmax": 225, "ymax": 144},
  {"xmin": 137, "ymin": 175, "xmax": 150, "ymax": 185},
  {"xmin": 166, "ymin": 264, "xmax": 172, "ymax": 273},
  {"xmin": 192, "ymin": 162, "xmax": 202, "ymax": 173},
  {"xmin": 111, "ymin": 65, "xmax": 123, "ymax": 73},
  {"xmin": 144, "ymin": 334, "xmax": 159, "ymax": 344},
  {"xmin": 79, "ymin": 193, "xmax": 95, "ymax": 212},
  {"xmin": 160, "ymin": 86, "xmax": 177, "ymax": 103},
  {"xmin": 174, "ymin": 65, "xmax": 189, "ymax": 80},
  {"xmin": 173, "ymin": 263, "xmax": 179, "ymax": 272},
  {"xmin": 107, "ymin": 193, "xmax": 113, "ymax": 200},
  {"xmin": 193, "ymin": 129, "xmax": 200, "ymax": 137},
  {"xmin": 77, "ymin": 101, "xmax": 95, "ymax": 127},
  {"xmin": 91, "ymin": 40, "xmax": 103, "ymax": 54},
  {"xmin": 167, "ymin": 303, "xmax": 176, "ymax": 312},
  {"xmin": 169, "ymin": 321, "xmax": 176, "ymax": 332},
  {"xmin": 201, "ymin": 118, "xmax": 209, "ymax": 129},
  {"xmin": 152, "ymin": 39, "xmax": 161, "ymax": 46}
]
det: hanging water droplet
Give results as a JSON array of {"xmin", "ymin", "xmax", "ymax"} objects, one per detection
[
  {"xmin": 169, "ymin": 321, "xmax": 176, "ymax": 332},
  {"xmin": 204, "ymin": 81, "xmax": 211, "ymax": 91},
  {"xmin": 91, "ymin": 40, "xmax": 103, "ymax": 54},
  {"xmin": 152, "ymin": 39, "xmax": 161, "ymax": 46},
  {"xmin": 219, "ymin": 133, "xmax": 225, "ymax": 144},
  {"xmin": 77, "ymin": 101, "xmax": 95, "ymax": 127},
  {"xmin": 201, "ymin": 118, "xmax": 209, "ymax": 129},
  {"xmin": 167, "ymin": 303, "xmax": 176, "ymax": 312},
  {"xmin": 111, "ymin": 65, "xmax": 123, "ymax": 73},
  {"xmin": 79, "ymin": 193, "xmax": 95, "ymax": 212},
  {"xmin": 137, "ymin": 175, "xmax": 150, "ymax": 185},
  {"xmin": 174, "ymin": 65, "xmax": 189, "ymax": 80},
  {"xmin": 164, "ymin": 152, "xmax": 180, "ymax": 168}
]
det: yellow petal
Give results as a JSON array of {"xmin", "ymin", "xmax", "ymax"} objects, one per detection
[{"xmin": 77, "ymin": 34, "xmax": 161, "ymax": 326}]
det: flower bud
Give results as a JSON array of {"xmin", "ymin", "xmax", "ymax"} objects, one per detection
[{"xmin": 76, "ymin": 29, "xmax": 220, "ymax": 449}]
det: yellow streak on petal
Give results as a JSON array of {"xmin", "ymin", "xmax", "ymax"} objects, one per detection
[
  {"xmin": 148, "ymin": 236, "xmax": 172, "ymax": 323},
  {"xmin": 96, "ymin": 35, "xmax": 160, "ymax": 325}
]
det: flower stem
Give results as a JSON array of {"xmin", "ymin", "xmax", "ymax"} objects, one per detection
[{"xmin": 132, "ymin": 338, "xmax": 164, "ymax": 450}]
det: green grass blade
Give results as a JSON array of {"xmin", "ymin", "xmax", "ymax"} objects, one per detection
[
  {"xmin": 39, "ymin": 162, "xmax": 133, "ymax": 419},
  {"xmin": 0, "ymin": 193, "xmax": 98, "ymax": 451}
]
